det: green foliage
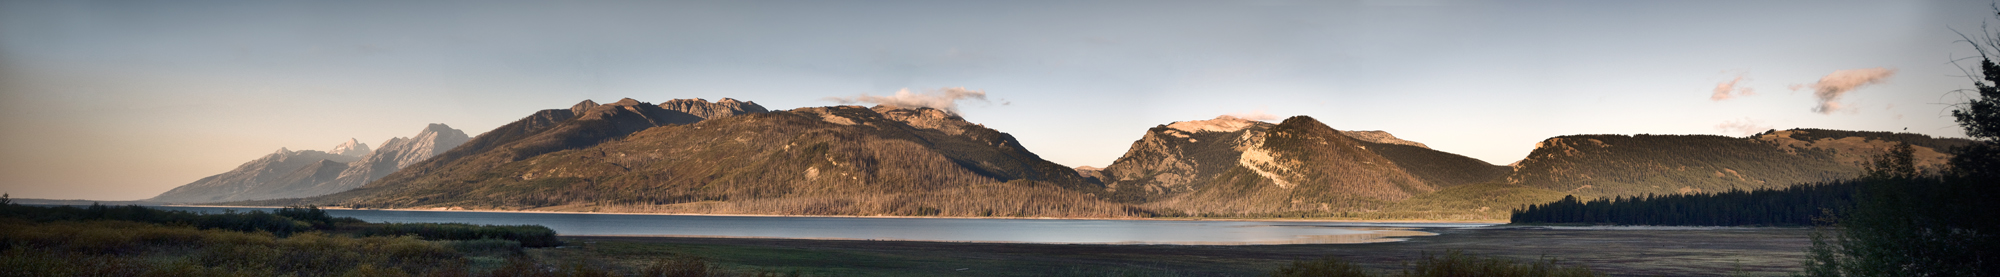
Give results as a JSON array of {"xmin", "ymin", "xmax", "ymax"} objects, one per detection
[
  {"xmin": 356, "ymin": 222, "xmax": 563, "ymax": 248},
  {"xmin": 1511, "ymin": 181, "xmax": 1856, "ymax": 226},
  {"xmin": 1801, "ymin": 146, "xmax": 1998, "ymax": 276},
  {"xmin": 1798, "ymin": 14, "xmax": 2000, "ymax": 276},
  {"xmin": 0, "ymin": 203, "xmax": 317, "ymax": 236}
]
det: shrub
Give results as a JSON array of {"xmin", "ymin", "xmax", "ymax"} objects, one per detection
[{"xmin": 355, "ymin": 223, "xmax": 563, "ymax": 247}]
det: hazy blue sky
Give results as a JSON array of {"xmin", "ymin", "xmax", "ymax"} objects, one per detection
[{"xmin": 2, "ymin": 0, "xmax": 1990, "ymax": 200}]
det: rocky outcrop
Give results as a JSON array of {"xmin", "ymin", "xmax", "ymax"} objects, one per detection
[
  {"xmin": 1100, "ymin": 116, "xmax": 1272, "ymax": 200},
  {"xmin": 1093, "ymin": 115, "xmax": 1498, "ymax": 215},
  {"xmin": 329, "ymin": 138, "xmax": 371, "ymax": 158},
  {"xmin": 1107, "ymin": 116, "xmax": 1435, "ymax": 215}
]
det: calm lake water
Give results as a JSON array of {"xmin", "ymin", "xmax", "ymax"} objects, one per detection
[{"xmin": 141, "ymin": 206, "xmax": 1491, "ymax": 245}]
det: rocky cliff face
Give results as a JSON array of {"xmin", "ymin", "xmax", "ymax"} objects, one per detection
[
  {"xmin": 1099, "ymin": 116, "xmax": 1273, "ymax": 201},
  {"xmin": 329, "ymin": 138, "xmax": 371, "ymax": 158},
  {"xmin": 1095, "ymin": 115, "xmax": 1493, "ymax": 215},
  {"xmin": 1504, "ymin": 128, "xmax": 1970, "ymax": 198},
  {"xmin": 149, "ymin": 147, "xmax": 363, "ymax": 203}
]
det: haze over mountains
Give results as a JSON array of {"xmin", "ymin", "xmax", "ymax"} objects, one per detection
[{"xmin": 158, "ymin": 96, "xmax": 1971, "ymax": 220}]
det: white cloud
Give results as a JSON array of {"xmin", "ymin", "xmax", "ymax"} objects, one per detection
[
  {"xmin": 1711, "ymin": 75, "xmax": 1755, "ymax": 101},
  {"xmin": 1224, "ymin": 109, "xmax": 1281, "ymax": 121},
  {"xmin": 825, "ymin": 87, "xmax": 989, "ymax": 113},
  {"xmin": 1805, "ymin": 68, "xmax": 1896, "ymax": 114}
]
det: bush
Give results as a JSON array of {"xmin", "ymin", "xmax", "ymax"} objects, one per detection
[
  {"xmin": 0, "ymin": 203, "xmax": 318, "ymax": 236},
  {"xmin": 355, "ymin": 223, "xmax": 563, "ymax": 247}
]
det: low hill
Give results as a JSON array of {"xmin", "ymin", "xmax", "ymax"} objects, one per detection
[{"xmin": 1505, "ymin": 129, "xmax": 1969, "ymax": 198}]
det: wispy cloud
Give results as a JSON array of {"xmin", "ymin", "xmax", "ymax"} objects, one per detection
[
  {"xmin": 825, "ymin": 87, "xmax": 989, "ymax": 113},
  {"xmin": 1711, "ymin": 75, "xmax": 1755, "ymax": 101},
  {"xmin": 1224, "ymin": 109, "xmax": 1281, "ymax": 121},
  {"xmin": 1715, "ymin": 118, "xmax": 1772, "ymax": 136},
  {"xmin": 1804, "ymin": 68, "xmax": 1896, "ymax": 114}
]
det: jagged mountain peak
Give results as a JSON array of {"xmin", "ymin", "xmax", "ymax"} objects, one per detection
[
  {"xmin": 421, "ymin": 123, "xmax": 459, "ymax": 135},
  {"xmin": 330, "ymin": 138, "xmax": 371, "ymax": 157},
  {"xmin": 569, "ymin": 100, "xmax": 600, "ymax": 114}
]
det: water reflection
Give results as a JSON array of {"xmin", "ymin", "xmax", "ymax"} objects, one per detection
[{"xmin": 142, "ymin": 206, "xmax": 1488, "ymax": 245}]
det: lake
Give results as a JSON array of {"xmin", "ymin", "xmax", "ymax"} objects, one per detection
[{"xmin": 146, "ymin": 206, "xmax": 1492, "ymax": 245}]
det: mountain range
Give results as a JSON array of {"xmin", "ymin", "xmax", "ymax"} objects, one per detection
[
  {"xmin": 174, "ymin": 97, "xmax": 1970, "ymax": 220},
  {"xmin": 148, "ymin": 124, "xmax": 468, "ymax": 203}
]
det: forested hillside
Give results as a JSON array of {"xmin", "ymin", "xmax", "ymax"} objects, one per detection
[{"xmin": 1505, "ymin": 130, "xmax": 1965, "ymax": 198}]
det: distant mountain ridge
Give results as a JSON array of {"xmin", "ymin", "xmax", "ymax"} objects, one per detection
[{"xmin": 148, "ymin": 124, "xmax": 469, "ymax": 203}]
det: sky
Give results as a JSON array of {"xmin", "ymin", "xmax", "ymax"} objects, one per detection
[{"xmin": 1, "ymin": 0, "xmax": 1991, "ymax": 200}]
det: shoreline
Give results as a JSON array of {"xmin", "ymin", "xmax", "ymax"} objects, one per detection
[{"xmin": 154, "ymin": 204, "xmax": 1507, "ymax": 224}]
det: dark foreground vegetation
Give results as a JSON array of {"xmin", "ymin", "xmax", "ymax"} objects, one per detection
[
  {"xmin": 0, "ymin": 201, "xmax": 790, "ymax": 277},
  {"xmin": 1270, "ymin": 250, "xmax": 1600, "ymax": 277}
]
